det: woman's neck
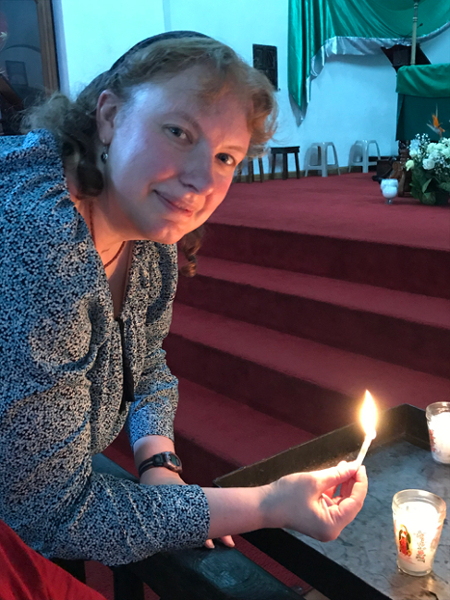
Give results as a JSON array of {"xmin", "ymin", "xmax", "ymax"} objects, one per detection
[{"xmin": 66, "ymin": 172, "xmax": 128, "ymax": 268}]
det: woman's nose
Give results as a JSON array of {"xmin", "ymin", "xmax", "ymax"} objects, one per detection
[{"xmin": 179, "ymin": 146, "xmax": 215, "ymax": 195}]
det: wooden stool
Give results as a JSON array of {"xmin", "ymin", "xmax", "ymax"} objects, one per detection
[
  {"xmin": 235, "ymin": 157, "xmax": 264, "ymax": 183},
  {"xmin": 270, "ymin": 146, "xmax": 300, "ymax": 179}
]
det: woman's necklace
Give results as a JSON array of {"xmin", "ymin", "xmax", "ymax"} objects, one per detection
[{"xmin": 89, "ymin": 201, "xmax": 125, "ymax": 269}]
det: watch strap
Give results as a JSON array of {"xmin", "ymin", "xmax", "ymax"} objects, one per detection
[{"xmin": 138, "ymin": 452, "xmax": 182, "ymax": 477}]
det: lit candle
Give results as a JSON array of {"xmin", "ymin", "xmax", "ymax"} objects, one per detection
[
  {"xmin": 354, "ymin": 390, "xmax": 378, "ymax": 469},
  {"xmin": 392, "ymin": 490, "xmax": 446, "ymax": 576},
  {"xmin": 426, "ymin": 403, "xmax": 450, "ymax": 464}
]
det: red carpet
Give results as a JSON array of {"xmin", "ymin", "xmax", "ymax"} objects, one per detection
[
  {"xmin": 96, "ymin": 172, "xmax": 449, "ymax": 598},
  {"xmin": 210, "ymin": 172, "xmax": 449, "ymax": 249}
]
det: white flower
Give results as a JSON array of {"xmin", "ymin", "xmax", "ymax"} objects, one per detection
[
  {"xmin": 410, "ymin": 139, "xmax": 420, "ymax": 152},
  {"xmin": 409, "ymin": 149, "xmax": 418, "ymax": 158},
  {"xmin": 405, "ymin": 160, "xmax": 415, "ymax": 170},
  {"xmin": 423, "ymin": 158, "xmax": 435, "ymax": 170}
]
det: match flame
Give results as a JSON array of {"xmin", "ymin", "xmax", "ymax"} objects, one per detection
[{"xmin": 360, "ymin": 390, "xmax": 377, "ymax": 439}]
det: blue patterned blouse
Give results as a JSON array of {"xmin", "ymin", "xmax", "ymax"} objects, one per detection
[{"xmin": 0, "ymin": 130, "xmax": 209, "ymax": 565}]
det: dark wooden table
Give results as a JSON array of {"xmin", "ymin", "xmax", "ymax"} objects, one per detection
[{"xmin": 216, "ymin": 405, "xmax": 450, "ymax": 600}]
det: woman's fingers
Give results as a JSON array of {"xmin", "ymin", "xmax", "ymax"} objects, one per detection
[
  {"xmin": 337, "ymin": 466, "xmax": 368, "ymax": 517},
  {"xmin": 317, "ymin": 461, "xmax": 357, "ymax": 495},
  {"xmin": 321, "ymin": 493, "xmax": 334, "ymax": 507},
  {"xmin": 205, "ymin": 535, "xmax": 235, "ymax": 549},
  {"xmin": 221, "ymin": 535, "xmax": 235, "ymax": 547}
]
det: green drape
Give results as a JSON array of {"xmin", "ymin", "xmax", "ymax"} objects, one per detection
[
  {"xmin": 396, "ymin": 63, "xmax": 450, "ymax": 97},
  {"xmin": 289, "ymin": 0, "xmax": 450, "ymax": 117},
  {"xmin": 396, "ymin": 63, "xmax": 450, "ymax": 140}
]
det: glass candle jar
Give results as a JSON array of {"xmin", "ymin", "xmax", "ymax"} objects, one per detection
[
  {"xmin": 380, "ymin": 178, "xmax": 398, "ymax": 204},
  {"xmin": 426, "ymin": 402, "xmax": 450, "ymax": 464},
  {"xmin": 392, "ymin": 489, "xmax": 446, "ymax": 576}
]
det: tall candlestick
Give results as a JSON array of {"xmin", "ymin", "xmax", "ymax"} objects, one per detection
[{"xmin": 411, "ymin": 1, "xmax": 419, "ymax": 65}]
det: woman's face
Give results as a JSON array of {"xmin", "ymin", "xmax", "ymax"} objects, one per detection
[{"xmin": 97, "ymin": 67, "xmax": 251, "ymax": 244}]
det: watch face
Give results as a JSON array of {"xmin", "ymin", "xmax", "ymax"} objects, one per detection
[{"xmin": 169, "ymin": 454, "xmax": 181, "ymax": 467}]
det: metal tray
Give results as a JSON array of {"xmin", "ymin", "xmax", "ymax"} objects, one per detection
[{"xmin": 215, "ymin": 404, "xmax": 450, "ymax": 600}]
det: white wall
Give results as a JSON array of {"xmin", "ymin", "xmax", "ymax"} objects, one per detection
[
  {"xmin": 52, "ymin": 0, "xmax": 450, "ymax": 172},
  {"xmin": 52, "ymin": 0, "xmax": 165, "ymax": 96}
]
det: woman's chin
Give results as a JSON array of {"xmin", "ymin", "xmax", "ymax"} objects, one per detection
[{"xmin": 145, "ymin": 227, "xmax": 188, "ymax": 245}]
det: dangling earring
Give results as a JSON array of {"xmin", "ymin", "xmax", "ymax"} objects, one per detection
[{"xmin": 101, "ymin": 146, "xmax": 109, "ymax": 163}]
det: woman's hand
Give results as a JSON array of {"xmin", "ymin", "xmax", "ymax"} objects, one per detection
[
  {"xmin": 266, "ymin": 461, "xmax": 368, "ymax": 542},
  {"xmin": 140, "ymin": 468, "xmax": 235, "ymax": 549}
]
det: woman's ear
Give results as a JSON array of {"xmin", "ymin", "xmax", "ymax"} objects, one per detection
[{"xmin": 96, "ymin": 90, "xmax": 121, "ymax": 145}]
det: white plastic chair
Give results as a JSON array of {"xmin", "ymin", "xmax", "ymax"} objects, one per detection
[
  {"xmin": 304, "ymin": 142, "xmax": 340, "ymax": 177},
  {"xmin": 348, "ymin": 140, "xmax": 381, "ymax": 173}
]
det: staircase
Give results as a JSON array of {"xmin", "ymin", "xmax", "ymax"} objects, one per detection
[{"xmin": 166, "ymin": 206, "xmax": 450, "ymax": 488}]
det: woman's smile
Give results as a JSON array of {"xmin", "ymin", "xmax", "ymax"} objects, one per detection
[{"xmin": 154, "ymin": 190, "xmax": 195, "ymax": 218}]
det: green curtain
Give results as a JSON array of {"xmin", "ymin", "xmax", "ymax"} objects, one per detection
[
  {"xmin": 396, "ymin": 64, "xmax": 450, "ymax": 140},
  {"xmin": 396, "ymin": 63, "xmax": 450, "ymax": 97},
  {"xmin": 289, "ymin": 0, "xmax": 450, "ymax": 117}
]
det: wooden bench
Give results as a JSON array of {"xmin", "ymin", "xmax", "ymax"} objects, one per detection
[{"xmin": 58, "ymin": 454, "xmax": 302, "ymax": 600}]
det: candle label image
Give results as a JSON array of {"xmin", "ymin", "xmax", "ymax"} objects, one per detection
[
  {"xmin": 428, "ymin": 428, "xmax": 437, "ymax": 454},
  {"xmin": 393, "ymin": 507, "xmax": 444, "ymax": 574},
  {"xmin": 415, "ymin": 531, "xmax": 426, "ymax": 563},
  {"xmin": 398, "ymin": 524, "xmax": 412, "ymax": 557}
]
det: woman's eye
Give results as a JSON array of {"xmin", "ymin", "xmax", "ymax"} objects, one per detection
[
  {"xmin": 167, "ymin": 126, "xmax": 189, "ymax": 141},
  {"xmin": 217, "ymin": 153, "xmax": 235, "ymax": 166}
]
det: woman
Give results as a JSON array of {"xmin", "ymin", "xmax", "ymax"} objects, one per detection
[{"xmin": 0, "ymin": 31, "xmax": 367, "ymax": 567}]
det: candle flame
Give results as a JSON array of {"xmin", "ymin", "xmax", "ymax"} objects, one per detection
[{"xmin": 361, "ymin": 390, "xmax": 377, "ymax": 439}]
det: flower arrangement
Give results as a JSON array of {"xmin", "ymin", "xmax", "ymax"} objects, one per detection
[{"xmin": 405, "ymin": 134, "xmax": 450, "ymax": 205}]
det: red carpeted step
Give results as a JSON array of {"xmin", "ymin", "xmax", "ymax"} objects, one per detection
[
  {"xmin": 176, "ymin": 256, "xmax": 450, "ymax": 379},
  {"xmin": 174, "ymin": 377, "xmax": 315, "ymax": 486},
  {"xmin": 165, "ymin": 304, "xmax": 450, "ymax": 436},
  {"xmin": 214, "ymin": 174, "xmax": 449, "ymax": 251},
  {"xmin": 200, "ymin": 223, "xmax": 450, "ymax": 300}
]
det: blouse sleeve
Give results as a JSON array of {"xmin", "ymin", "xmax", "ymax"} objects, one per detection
[
  {"xmin": 0, "ymin": 380, "xmax": 209, "ymax": 565},
  {"xmin": 125, "ymin": 242, "xmax": 180, "ymax": 446}
]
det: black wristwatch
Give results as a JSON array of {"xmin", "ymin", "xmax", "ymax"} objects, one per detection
[{"xmin": 138, "ymin": 452, "xmax": 183, "ymax": 477}]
